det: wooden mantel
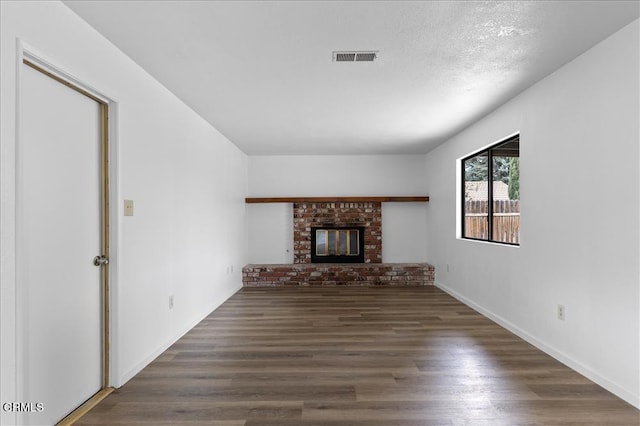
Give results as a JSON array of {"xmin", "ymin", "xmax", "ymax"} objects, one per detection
[{"xmin": 245, "ymin": 196, "xmax": 429, "ymax": 203}]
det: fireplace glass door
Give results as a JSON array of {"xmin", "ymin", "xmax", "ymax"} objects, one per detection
[{"xmin": 311, "ymin": 226, "xmax": 365, "ymax": 263}]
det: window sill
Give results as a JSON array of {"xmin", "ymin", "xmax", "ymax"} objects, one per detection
[{"xmin": 458, "ymin": 237, "xmax": 520, "ymax": 248}]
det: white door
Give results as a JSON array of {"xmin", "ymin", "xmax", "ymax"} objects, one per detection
[{"xmin": 18, "ymin": 62, "xmax": 105, "ymax": 425}]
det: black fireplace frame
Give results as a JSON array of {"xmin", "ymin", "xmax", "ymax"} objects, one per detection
[{"xmin": 310, "ymin": 226, "xmax": 365, "ymax": 263}]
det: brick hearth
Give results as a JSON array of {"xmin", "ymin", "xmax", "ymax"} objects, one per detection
[{"xmin": 242, "ymin": 263, "xmax": 435, "ymax": 287}]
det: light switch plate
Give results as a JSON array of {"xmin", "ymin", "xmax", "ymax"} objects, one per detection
[{"xmin": 124, "ymin": 199, "xmax": 134, "ymax": 216}]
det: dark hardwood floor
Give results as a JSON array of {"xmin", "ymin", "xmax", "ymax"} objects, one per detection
[{"xmin": 77, "ymin": 286, "xmax": 639, "ymax": 425}]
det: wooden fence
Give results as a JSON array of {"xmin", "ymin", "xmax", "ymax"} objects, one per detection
[{"xmin": 464, "ymin": 200, "xmax": 520, "ymax": 244}]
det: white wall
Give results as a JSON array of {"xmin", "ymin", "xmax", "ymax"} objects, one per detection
[
  {"xmin": 424, "ymin": 20, "xmax": 639, "ymax": 407},
  {"xmin": 247, "ymin": 155, "xmax": 428, "ymax": 263},
  {"xmin": 0, "ymin": 2, "xmax": 248, "ymax": 421}
]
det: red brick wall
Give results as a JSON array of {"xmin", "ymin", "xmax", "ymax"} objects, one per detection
[{"xmin": 293, "ymin": 202, "xmax": 382, "ymax": 264}]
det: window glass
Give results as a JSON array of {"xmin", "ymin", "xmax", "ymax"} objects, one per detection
[
  {"xmin": 463, "ymin": 152, "xmax": 489, "ymax": 240},
  {"xmin": 492, "ymin": 139, "xmax": 520, "ymax": 244}
]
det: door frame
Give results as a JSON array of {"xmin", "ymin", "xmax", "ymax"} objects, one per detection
[{"xmin": 15, "ymin": 44, "xmax": 119, "ymax": 423}]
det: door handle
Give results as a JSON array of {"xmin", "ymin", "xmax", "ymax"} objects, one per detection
[{"xmin": 93, "ymin": 255, "xmax": 109, "ymax": 266}]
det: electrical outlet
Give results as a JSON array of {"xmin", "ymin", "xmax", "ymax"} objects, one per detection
[
  {"xmin": 169, "ymin": 295, "xmax": 174, "ymax": 310},
  {"xmin": 557, "ymin": 304, "xmax": 565, "ymax": 320}
]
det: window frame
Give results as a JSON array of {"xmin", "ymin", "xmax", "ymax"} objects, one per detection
[{"xmin": 461, "ymin": 134, "xmax": 520, "ymax": 246}]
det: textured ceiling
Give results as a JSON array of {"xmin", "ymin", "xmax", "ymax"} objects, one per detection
[{"xmin": 64, "ymin": 1, "xmax": 639, "ymax": 155}]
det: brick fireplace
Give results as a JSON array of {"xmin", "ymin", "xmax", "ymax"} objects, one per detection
[
  {"xmin": 294, "ymin": 202, "xmax": 381, "ymax": 264},
  {"xmin": 243, "ymin": 197, "xmax": 434, "ymax": 287}
]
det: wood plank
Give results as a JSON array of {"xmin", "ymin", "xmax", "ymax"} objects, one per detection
[
  {"xmin": 75, "ymin": 287, "xmax": 639, "ymax": 425},
  {"xmin": 245, "ymin": 196, "xmax": 429, "ymax": 203}
]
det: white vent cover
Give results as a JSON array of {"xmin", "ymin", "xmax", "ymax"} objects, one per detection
[{"xmin": 333, "ymin": 51, "xmax": 378, "ymax": 62}]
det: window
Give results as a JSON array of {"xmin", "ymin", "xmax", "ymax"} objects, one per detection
[{"xmin": 462, "ymin": 135, "xmax": 520, "ymax": 245}]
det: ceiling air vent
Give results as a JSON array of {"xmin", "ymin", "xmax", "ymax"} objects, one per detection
[{"xmin": 333, "ymin": 51, "xmax": 378, "ymax": 62}]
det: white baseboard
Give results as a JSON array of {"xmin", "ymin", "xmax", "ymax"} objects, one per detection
[{"xmin": 434, "ymin": 281, "xmax": 640, "ymax": 409}]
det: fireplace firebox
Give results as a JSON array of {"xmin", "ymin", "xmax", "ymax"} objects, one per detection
[{"xmin": 310, "ymin": 226, "xmax": 365, "ymax": 263}]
